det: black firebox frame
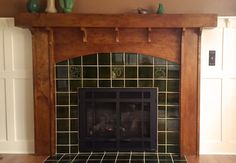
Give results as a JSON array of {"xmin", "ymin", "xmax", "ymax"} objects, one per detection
[{"xmin": 78, "ymin": 88, "xmax": 158, "ymax": 152}]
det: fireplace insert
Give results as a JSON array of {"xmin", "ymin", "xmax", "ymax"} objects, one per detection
[{"xmin": 78, "ymin": 88, "xmax": 157, "ymax": 151}]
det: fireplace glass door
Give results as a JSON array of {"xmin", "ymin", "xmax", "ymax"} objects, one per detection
[{"xmin": 79, "ymin": 88, "xmax": 157, "ymax": 151}]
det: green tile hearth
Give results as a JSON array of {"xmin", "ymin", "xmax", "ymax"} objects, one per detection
[
  {"xmin": 44, "ymin": 152, "xmax": 188, "ymax": 163},
  {"xmin": 55, "ymin": 52, "xmax": 180, "ymax": 154}
]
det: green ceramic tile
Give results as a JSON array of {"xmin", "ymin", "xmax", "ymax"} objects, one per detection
[
  {"xmin": 158, "ymin": 93, "xmax": 166, "ymax": 105},
  {"xmin": 168, "ymin": 60, "xmax": 178, "ymax": 65},
  {"xmin": 158, "ymin": 132, "xmax": 165, "ymax": 144},
  {"xmin": 154, "ymin": 66, "xmax": 166, "ymax": 78},
  {"xmin": 70, "ymin": 106, "xmax": 78, "ymax": 118},
  {"xmin": 56, "ymin": 93, "xmax": 69, "ymax": 105},
  {"xmin": 167, "ymin": 132, "xmax": 179, "ymax": 144},
  {"xmin": 57, "ymin": 119, "xmax": 69, "ymax": 131},
  {"xmin": 139, "ymin": 67, "xmax": 153, "ymax": 78},
  {"xmin": 158, "ymin": 106, "xmax": 165, "ymax": 118},
  {"xmin": 167, "ymin": 106, "xmax": 179, "ymax": 118},
  {"xmin": 158, "ymin": 145, "xmax": 166, "ymax": 153},
  {"xmin": 158, "ymin": 119, "xmax": 165, "ymax": 131},
  {"xmin": 168, "ymin": 65, "xmax": 180, "ymax": 78},
  {"xmin": 70, "ymin": 93, "xmax": 77, "ymax": 105},
  {"xmin": 56, "ymin": 66, "xmax": 68, "ymax": 78},
  {"xmin": 139, "ymin": 80, "xmax": 153, "ymax": 87},
  {"xmin": 70, "ymin": 80, "xmax": 81, "ymax": 92},
  {"xmin": 83, "ymin": 80, "xmax": 97, "ymax": 87},
  {"xmin": 167, "ymin": 93, "xmax": 179, "ymax": 105},
  {"xmin": 57, "ymin": 60, "xmax": 68, "ymax": 65},
  {"xmin": 99, "ymin": 80, "xmax": 111, "ymax": 87},
  {"xmin": 167, "ymin": 119, "xmax": 179, "ymax": 131},
  {"xmin": 167, "ymin": 145, "xmax": 180, "ymax": 153},
  {"xmin": 112, "ymin": 53, "xmax": 124, "ymax": 65},
  {"xmin": 154, "ymin": 58, "xmax": 166, "ymax": 65},
  {"xmin": 83, "ymin": 54, "xmax": 97, "ymax": 65},
  {"xmin": 112, "ymin": 67, "xmax": 124, "ymax": 78},
  {"xmin": 139, "ymin": 55, "xmax": 153, "ymax": 65},
  {"xmin": 69, "ymin": 66, "xmax": 81, "ymax": 78},
  {"xmin": 70, "ymin": 145, "xmax": 78, "ymax": 153},
  {"xmin": 125, "ymin": 67, "xmax": 137, "ymax": 78},
  {"xmin": 167, "ymin": 80, "xmax": 179, "ymax": 92},
  {"xmin": 57, "ymin": 106, "xmax": 69, "ymax": 118},
  {"xmin": 125, "ymin": 80, "xmax": 137, "ymax": 87},
  {"xmin": 71, "ymin": 119, "xmax": 78, "ymax": 131},
  {"xmin": 99, "ymin": 67, "xmax": 110, "ymax": 78},
  {"xmin": 154, "ymin": 80, "xmax": 166, "ymax": 91},
  {"xmin": 69, "ymin": 57, "xmax": 81, "ymax": 65},
  {"xmin": 70, "ymin": 133, "xmax": 78, "ymax": 144},
  {"xmin": 57, "ymin": 133, "xmax": 69, "ymax": 144},
  {"xmin": 98, "ymin": 53, "xmax": 110, "ymax": 65},
  {"xmin": 56, "ymin": 80, "xmax": 68, "ymax": 92},
  {"xmin": 112, "ymin": 80, "xmax": 124, "ymax": 87},
  {"xmin": 83, "ymin": 67, "xmax": 97, "ymax": 78},
  {"xmin": 126, "ymin": 53, "xmax": 137, "ymax": 65},
  {"xmin": 57, "ymin": 145, "xmax": 69, "ymax": 153}
]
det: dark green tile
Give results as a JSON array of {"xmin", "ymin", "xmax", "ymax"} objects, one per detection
[
  {"xmin": 56, "ymin": 80, "xmax": 68, "ymax": 92},
  {"xmin": 70, "ymin": 80, "xmax": 81, "ymax": 92},
  {"xmin": 158, "ymin": 132, "xmax": 165, "ymax": 144},
  {"xmin": 125, "ymin": 80, "xmax": 137, "ymax": 87},
  {"xmin": 83, "ymin": 80, "xmax": 97, "ymax": 87},
  {"xmin": 168, "ymin": 66, "xmax": 180, "ymax": 78},
  {"xmin": 83, "ymin": 67, "xmax": 97, "ymax": 78},
  {"xmin": 125, "ymin": 67, "xmax": 137, "ymax": 78},
  {"xmin": 139, "ymin": 67, "xmax": 153, "ymax": 78},
  {"xmin": 154, "ymin": 67, "xmax": 166, "ymax": 78},
  {"xmin": 70, "ymin": 93, "xmax": 78, "ymax": 105},
  {"xmin": 167, "ymin": 106, "xmax": 179, "ymax": 118},
  {"xmin": 70, "ymin": 106, "xmax": 78, "ymax": 118},
  {"xmin": 69, "ymin": 57, "xmax": 81, "ymax": 65},
  {"xmin": 83, "ymin": 54, "xmax": 97, "ymax": 65},
  {"xmin": 70, "ymin": 133, "xmax": 78, "ymax": 144},
  {"xmin": 69, "ymin": 66, "xmax": 81, "ymax": 78},
  {"xmin": 99, "ymin": 80, "xmax": 111, "ymax": 87},
  {"xmin": 46, "ymin": 154, "xmax": 64, "ymax": 161},
  {"xmin": 158, "ymin": 93, "xmax": 166, "ymax": 105},
  {"xmin": 158, "ymin": 145, "xmax": 166, "ymax": 153},
  {"xmin": 71, "ymin": 119, "xmax": 78, "ymax": 131},
  {"xmin": 98, "ymin": 53, "xmax": 110, "ymax": 65},
  {"xmin": 57, "ymin": 133, "xmax": 69, "ymax": 144},
  {"xmin": 168, "ymin": 61, "xmax": 178, "ymax": 65},
  {"xmin": 112, "ymin": 80, "xmax": 124, "ymax": 87},
  {"xmin": 70, "ymin": 145, "xmax": 79, "ymax": 153},
  {"xmin": 154, "ymin": 58, "xmax": 166, "ymax": 65},
  {"xmin": 56, "ymin": 66, "xmax": 68, "ymax": 78},
  {"xmin": 99, "ymin": 67, "xmax": 110, "ymax": 78},
  {"xmin": 158, "ymin": 106, "xmax": 165, "ymax": 118},
  {"xmin": 139, "ymin": 80, "xmax": 153, "ymax": 87},
  {"xmin": 57, "ymin": 119, "xmax": 69, "ymax": 131},
  {"xmin": 154, "ymin": 80, "xmax": 166, "ymax": 91},
  {"xmin": 112, "ymin": 67, "xmax": 124, "ymax": 78},
  {"xmin": 167, "ymin": 132, "xmax": 179, "ymax": 144},
  {"xmin": 61, "ymin": 154, "xmax": 77, "ymax": 161},
  {"xmin": 167, "ymin": 119, "xmax": 179, "ymax": 131},
  {"xmin": 112, "ymin": 53, "xmax": 124, "ymax": 65},
  {"xmin": 57, "ymin": 60, "xmax": 68, "ymax": 65},
  {"xmin": 126, "ymin": 53, "xmax": 137, "ymax": 65},
  {"xmin": 57, "ymin": 145, "xmax": 69, "ymax": 153},
  {"xmin": 167, "ymin": 145, "xmax": 180, "ymax": 153},
  {"xmin": 57, "ymin": 106, "xmax": 69, "ymax": 118},
  {"xmin": 167, "ymin": 80, "xmax": 179, "ymax": 92},
  {"xmin": 167, "ymin": 93, "xmax": 179, "ymax": 105},
  {"xmin": 158, "ymin": 119, "xmax": 165, "ymax": 131},
  {"xmin": 56, "ymin": 93, "xmax": 69, "ymax": 105},
  {"xmin": 139, "ymin": 55, "xmax": 153, "ymax": 65}
]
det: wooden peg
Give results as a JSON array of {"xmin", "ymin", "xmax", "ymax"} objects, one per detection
[
  {"xmin": 81, "ymin": 27, "xmax": 88, "ymax": 43},
  {"xmin": 115, "ymin": 27, "xmax": 120, "ymax": 43},
  {"xmin": 147, "ymin": 27, "xmax": 152, "ymax": 43}
]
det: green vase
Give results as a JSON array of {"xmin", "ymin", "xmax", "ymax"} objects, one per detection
[
  {"xmin": 157, "ymin": 3, "xmax": 164, "ymax": 14},
  {"xmin": 26, "ymin": 0, "xmax": 40, "ymax": 13},
  {"xmin": 59, "ymin": 0, "xmax": 75, "ymax": 13}
]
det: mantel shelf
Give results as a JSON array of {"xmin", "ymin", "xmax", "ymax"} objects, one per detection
[{"xmin": 15, "ymin": 13, "xmax": 217, "ymax": 28}]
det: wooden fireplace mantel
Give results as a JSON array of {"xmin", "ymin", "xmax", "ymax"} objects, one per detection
[{"xmin": 15, "ymin": 13, "xmax": 217, "ymax": 156}]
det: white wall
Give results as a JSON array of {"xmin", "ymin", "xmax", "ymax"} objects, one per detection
[
  {"xmin": 200, "ymin": 17, "xmax": 236, "ymax": 154},
  {"xmin": 0, "ymin": 18, "xmax": 34, "ymax": 153}
]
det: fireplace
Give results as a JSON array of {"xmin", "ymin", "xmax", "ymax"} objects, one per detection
[
  {"xmin": 79, "ymin": 88, "xmax": 157, "ymax": 151},
  {"xmin": 15, "ymin": 13, "xmax": 217, "ymax": 156}
]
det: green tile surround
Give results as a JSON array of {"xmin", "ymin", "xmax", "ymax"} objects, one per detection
[{"xmin": 55, "ymin": 53, "xmax": 180, "ymax": 154}]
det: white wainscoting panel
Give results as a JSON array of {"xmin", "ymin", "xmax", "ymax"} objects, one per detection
[
  {"xmin": 0, "ymin": 18, "xmax": 34, "ymax": 153},
  {"xmin": 200, "ymin": 17, "xmax": 236, "ymax": 154}
]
